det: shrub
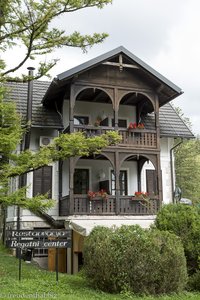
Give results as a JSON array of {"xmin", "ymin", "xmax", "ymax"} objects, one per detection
[
  {"xmin": 155, "ymin": 203, "xmax": 200, "ymax": 274},
  {"xmin": 83, "ymin": 225, "xmax": 187, "ymax": 295},
  {"xmin": 187, "ymin": 271, "xmax": 200, "ymax": 291}
]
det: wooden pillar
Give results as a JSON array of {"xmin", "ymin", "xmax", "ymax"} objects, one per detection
[
  {"xmin": 69, "ymin": 157, "xmax": 75, "ymax": 215},
  {"xmin": 115, "ymin": 151, "xmax": 120, "ymax": 214},
  {"xmin": 155, "ymin": 95, "xmax": 162, "ymax": 207},
  {"xmin": 156, "ymin": 153, "xmax": 163, "ymax": 208},
  {"xmin": 69, "ymin": 84, "xmax": 76, "ymax": 214},
  {"xmin": 137, "ymin": 160, "xmax": 141, "ymax": 192},
  {"xmin": 114, "ymin": 88, "xmax": 119, "ymax": 130},
  {"xmin": 155, "ymin": 94, "xmax": 160, "ymax": 150},
  {"xmin": 69, "ymin": 84, "xmax": 75, "ymax": 133}
]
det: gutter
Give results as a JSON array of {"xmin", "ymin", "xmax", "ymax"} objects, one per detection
[{"xmin": 170, "ymin": 139, "xmax": 183, "ymax": 203}]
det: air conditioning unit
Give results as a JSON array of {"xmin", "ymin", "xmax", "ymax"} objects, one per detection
[{"xmin": 39, "ymin": 136, "xmax": 53, "ymax": 147}]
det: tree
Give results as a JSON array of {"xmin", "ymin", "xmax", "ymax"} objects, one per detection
[
  {"xmin": 172, "ymin": 106, "xmax": 200, "ymax": 202},
  {"xmin": 0, "ymin": 0, "xmax": 120, "ymax": 215},
  {"xmin": 174, "ymin": 138, "xmax": 200, "ymax": 202},
  {"xmin": 0, "ymin": 0, "xmax": 112, "ymax": 80},
  {"xmin": 0, "ymin": 91, "xmax": 120, "ymax": 211}
]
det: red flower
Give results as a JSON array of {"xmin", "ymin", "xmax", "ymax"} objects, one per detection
[
  {"xmin": 128, "ymin": 122, "xmax": 144, "ymax": 129},
  {"xmin": 87, "ymin": 190, "xmax": 108, "ymax": 200},
  {"xmin": 128, "ymin": 122, "xmax": 137, "ymax": 129},
  {"xmin": 134, "ymin": 191, "xmax": 148, "ymax": 197},
  {"xmin": 137, "ymin": 123, "xmax": 144, "ymax": 129}
]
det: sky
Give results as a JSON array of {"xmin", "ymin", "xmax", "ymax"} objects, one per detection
[{"xmin": 3, "ymin": 0, "xmax": 200, "ymax": 135}]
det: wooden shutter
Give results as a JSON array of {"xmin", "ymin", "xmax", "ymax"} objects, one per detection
[
  {"xmin": 33, "ymin": 166, "xmax": 52, "ymax": 198},
  {"xmin": 146, "ymin": 170, "xmax": 157, "ymax": 195}
]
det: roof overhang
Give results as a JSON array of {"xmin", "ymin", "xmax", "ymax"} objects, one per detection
[
  {"xmin": 65, "ymin": 215, "xmax": 156, "ymax": 236},
  {"xmin": 42, "ymin": 46, "xmax": 183, "ymax": 108}
]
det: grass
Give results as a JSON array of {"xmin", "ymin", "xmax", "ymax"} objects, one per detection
[{"xmin": 0, "ymin": 244, "xmax": 200, "ymax": 300}]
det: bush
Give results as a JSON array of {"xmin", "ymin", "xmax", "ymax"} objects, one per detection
[
  {"xmin": 155, "ymin": 203, "xmax": 200, "ymax": 274},
  {"xmin": 187, "ymin": 271, "xmax": 200, "ymax": 291},
  {"xmin": 83, "ymin": 225, "xmax": 187, "ymax": 295}
]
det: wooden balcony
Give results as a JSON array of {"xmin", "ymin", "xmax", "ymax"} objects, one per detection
[
  {"xmin": 73, "ymin": 125, "xmax": 157, "ymax": 148},
  {"xmin": 59, "ymin": 195, "xmax": 159, "ymax": 216}
]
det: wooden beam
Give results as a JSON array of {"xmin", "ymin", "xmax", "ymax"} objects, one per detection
[
  {"xmin": 102, "ymin": 61, "xmax": 139, "ymax": 69},
  {"xmin": 93, "ymin": 90, "xmax": 105, "ymax": 102}
]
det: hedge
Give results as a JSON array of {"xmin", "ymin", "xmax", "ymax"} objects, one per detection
[{"xmin": 83, "ymin": 225, "xmax": 187, "ymax": 295}]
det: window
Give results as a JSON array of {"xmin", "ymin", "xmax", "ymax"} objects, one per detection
[
  {"xmin": 74, "ymin": 169, "xmax": 89, "ymax": 194},
  {"xmin": 74, "ymin": 116, "xmax": 89, "ymax": 125},
  {"xmin": 33, "ymin": 166, "xmax": 52, "ymax": 198},
  {"xmin": 111, "ymin": 170, "xmax": 128, "ymax": 195},
  {"xmin": 112, "ymin": 119, "xmax": 127, "ymax": 128}
]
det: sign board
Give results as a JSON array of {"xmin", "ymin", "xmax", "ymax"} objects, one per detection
[
  {"xmin": 6, "ymin": 239, "xmax": 71, "ymax": 248},
  {"xmin": 6, "ymin": 229, "xmax": 72, "ymax": 249},
  {"xmin": 6, "ymin": 229, "xmax": 72, "ymax": 282}
]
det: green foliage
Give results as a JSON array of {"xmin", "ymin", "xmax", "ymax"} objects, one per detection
[
  {"xmin": 3, "ymin": 131, "xmax": 121, "ymax": 178},
  {"xmin": 0, "ymin": 0, "xmax": 116, "ymax": 213},
  {"xmin": 83, "ymin": 225, "xmax": 187, "ymax": 295},
  {"xmin": 0, "ymin": 0, "xmax": 112, "ymax": 80},
  {"xmin": 0, "ymin": 90, "xmax": 121, "ymax": 211},
  {"xmin": 1, "ymin": 246, "xmax": 199, "ymax": 300},
  {"xmin": 174, "ymin": 138, "xmax": 200, "ymax": 202},
  {"xmin": 155, "ymin": 204, "xmax": 200, "ymax": 274},
  {"xmin": 0, "ymin": 87, "xmax": 23, "ymax": 154},
  {"xmin": 188, "ymin": 271, "xmax": 200, "ymax": 291}
]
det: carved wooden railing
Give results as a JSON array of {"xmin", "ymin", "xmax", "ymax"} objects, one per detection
[
  {"xmin": 73, "ymin": 125, "xmax": 157, "ymax": 148},
  {"xmin": 59, "ymin": 195, "xmax": 159, "ymax": 216},
  {"xmin": 119, "ymin": 129, "xmax": 157, "ymax": 148},
  {"xmin": 119, "ymin": 196, "xmax": 159, "ymax": 215}
]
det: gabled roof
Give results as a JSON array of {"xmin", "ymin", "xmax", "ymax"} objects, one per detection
[
  {"xmin": 57, "ymin": 46, "xmax": 182, "ymax": 92},
  {"xmin": 5, "ymin": 81, "xmax": 63, "ymax": 129},
  {"xmin": 42, "ymin": 46, "xmax": 183, "ymax": 106}
]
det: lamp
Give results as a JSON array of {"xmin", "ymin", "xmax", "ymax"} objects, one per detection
[{"xmin": 98, "ymin": 169, "xmax": 106, "ymax": 181}]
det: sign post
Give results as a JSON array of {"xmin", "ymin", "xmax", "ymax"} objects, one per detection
[
  {"xmin": 56, "ymin": 248, "xmax": 58, "ymax": 283},
  {"xmin": 6, "ymin": 229, "xmax": 72, "ymax": 282},
  {"xmin": 19, "ymin": 248, "xmax": 22, "ymax": 281}
]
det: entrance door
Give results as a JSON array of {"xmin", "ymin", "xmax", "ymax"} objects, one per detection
[{"xmin": 74, "ymin": 169, "xmax": 89, "ymax": 194}]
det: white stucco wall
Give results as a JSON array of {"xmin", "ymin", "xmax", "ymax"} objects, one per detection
[
  {"xmin": 7, "ymin": 128, "xmax": 60, "ymax": 224},
  {"xmin": 63, "ymin": 100, "xmax": 136, "ymax": 128},
  {"xmin": 62, "ymin": 158, "xmax": 138, "ymax": 197},
  {"xmin": 141, "ymin": 137, "xmax": 174, "ymax": 204}
]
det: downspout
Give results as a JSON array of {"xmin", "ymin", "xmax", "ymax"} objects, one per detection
[{"xmin": 170, "ymin": 139, "xmax": 183, "ymax": 203}]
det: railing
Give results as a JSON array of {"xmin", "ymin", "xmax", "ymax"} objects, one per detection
[
  {"xmin": 119, "ymin": 129, "xmax": 157, "ymax": 148},
  {"xmin": 59, "ymin": 195, "xmax": 159, "ymax": 216},
  {"xmin": 119, "ymin": 196, "xmax": 159, "ymax": 215},
  {"xmin": 73, "ymin": 125, "xmax": 157, "ymax": 148}
]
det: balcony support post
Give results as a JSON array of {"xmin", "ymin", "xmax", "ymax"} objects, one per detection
[
  {"xmin": 69, "ymin": 84, "xmax": 75, "ymax": 133},
  {"xmin": 69, "ymin": 157, "xmax": 75, "ymax": 215},
  {"xmin": 115, "ymin": 151, "xmax": 120, "ymax": 214},
  {"xmin": 114, "ymin": 88, "xmax": 119, "ymax": 130}
]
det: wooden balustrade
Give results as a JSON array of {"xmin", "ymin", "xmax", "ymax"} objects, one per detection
[
  {"xmin": 59, "ymin": 195, "xmax": 159, "ymax": 216},
  {"xmin": 119, "ymin": 196, "xmax": 159, "ymax": 215},
  {"xmin": 73, "ymin": 125, "xmax": 157, "ymax": 148}
]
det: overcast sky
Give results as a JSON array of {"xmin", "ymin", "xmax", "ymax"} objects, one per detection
[{"xmin": 3, "ymin": 0, "xmax": 200, "ymax": 135}]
